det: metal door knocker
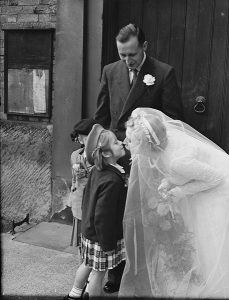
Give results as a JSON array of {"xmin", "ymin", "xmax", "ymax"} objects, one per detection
[{"xmin": 194, "ymin": 96, "xmax": 206, "ymax": 114}]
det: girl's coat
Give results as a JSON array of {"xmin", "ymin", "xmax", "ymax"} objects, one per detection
[{"xmin": 81, "ymin": 164, "xmax": 127, "ymax": 252}]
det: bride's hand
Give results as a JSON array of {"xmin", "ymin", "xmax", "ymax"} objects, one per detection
[
  {"xmin": 166, "ymin": 187, "xmax": 184, "ymax": 203},
  {"xmin": 158, "ymin": 178, "xmax": 171, "ymax": 198}
]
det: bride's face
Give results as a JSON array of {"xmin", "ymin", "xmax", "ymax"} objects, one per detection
[
  {"xmin": 124, "ymin": 125, "xmax": 143, "ymax": 154},
  {"xmin": 124, "ymin": 126, "xmax": 132, "ymax": 151}
]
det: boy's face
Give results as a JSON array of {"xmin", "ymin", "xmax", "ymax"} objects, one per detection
[{"xmin": 78, "ymin": 134, "xmax": 87, "ymax": 145}]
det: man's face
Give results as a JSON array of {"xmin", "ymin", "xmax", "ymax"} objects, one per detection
[{"xmin": 117, "ymin": 36, "xmax": 147, "ymax": 70}]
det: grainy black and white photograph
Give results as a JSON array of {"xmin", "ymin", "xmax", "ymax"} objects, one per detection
[{"xmin": 1, "ymin": 0, "xmax": 229, "ymax": 299}]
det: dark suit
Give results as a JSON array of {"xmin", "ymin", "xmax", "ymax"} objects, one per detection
[{"xmin": 95, "ymin": 55, "xmax": 183, "ymax": 142}]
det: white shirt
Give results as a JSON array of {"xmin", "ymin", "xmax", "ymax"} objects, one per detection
[{"xmin": 129, "ymin": 52, "xmax": 146, "ymax": 83}]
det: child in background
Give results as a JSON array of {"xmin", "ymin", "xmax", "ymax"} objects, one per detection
[
  {"xmin": 64, "ymin": 124, "xmax": 127, "ymax": 299},
  {"xmin": 69, "ymin": 118, "xmax": 96, "ymax": 248}
]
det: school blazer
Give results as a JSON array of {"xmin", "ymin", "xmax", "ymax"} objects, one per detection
[
  {"xmin": 81, "ymin": 164, "xmax": 127, "ymax": 252},
  {"xmin": 94, "ymin": 55, "xmax": 183, "ymax": 141}
]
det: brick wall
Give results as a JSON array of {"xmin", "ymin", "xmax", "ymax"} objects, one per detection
[{"xmin": 0, "ymin": 0, "xmax": 57, "ymax": 119}]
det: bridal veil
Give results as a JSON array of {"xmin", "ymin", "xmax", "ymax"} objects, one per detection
[{"xmin": 119, "ymin": 108, "xmax": 229, "ymax": 298}]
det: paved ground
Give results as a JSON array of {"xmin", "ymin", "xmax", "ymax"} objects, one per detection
[
  {"xmin": 1, "ymin": 223, "xmax": 118, "ymax": 299},
  {"xmin": 2, "ymin": 232, "xmax": 78, "ymax": 299}
]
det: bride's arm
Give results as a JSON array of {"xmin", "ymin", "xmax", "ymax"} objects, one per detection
[{"xmin": 169, "ymin": 157, "xmax": 224, "ymax": 197}]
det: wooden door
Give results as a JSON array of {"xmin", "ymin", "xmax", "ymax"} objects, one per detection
[{"xmin": 102, "ymin": 0, "xmax": 229, "ymax": 152}]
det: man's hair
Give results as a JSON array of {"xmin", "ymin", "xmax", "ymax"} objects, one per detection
[{"xmin": 116, "ymin": 24, "xmax": 145, "ymax": 45}]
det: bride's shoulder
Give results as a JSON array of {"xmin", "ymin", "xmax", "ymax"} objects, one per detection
[{"xmin": 166, "ymin": 136, "xmax": 198, "ymax": 160}]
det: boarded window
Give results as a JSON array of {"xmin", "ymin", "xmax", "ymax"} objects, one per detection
[{"xmin": 4, "ymin": 29, "xmax": 54, "ymax": 120}]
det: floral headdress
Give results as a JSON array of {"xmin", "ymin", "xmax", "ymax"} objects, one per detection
[{"xmin": 137, "ymin": 111, "xmax": 161, "ymax": 146}]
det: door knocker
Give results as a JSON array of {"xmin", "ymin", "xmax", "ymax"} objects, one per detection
[{"xmin": 194, "ymin": 96, "xmax": 206, "ymax": 114}]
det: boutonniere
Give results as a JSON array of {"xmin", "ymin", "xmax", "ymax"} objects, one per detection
[{"xmin": 143, "ymin": 74, "xmax": 156, "ymax": 86}]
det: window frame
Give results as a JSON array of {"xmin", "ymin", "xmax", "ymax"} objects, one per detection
[{"xmin": 4, "ymin": 28, "xmax": 55, "ymax": 121}]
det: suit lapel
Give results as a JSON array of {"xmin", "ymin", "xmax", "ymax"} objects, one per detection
[
  {"xmin": 116, "ymin": 62, "xmax": 131, "ymax": 103},
  {"xmin": 119, "ymin": 56, "xmax": 155, "ymax": 120}
]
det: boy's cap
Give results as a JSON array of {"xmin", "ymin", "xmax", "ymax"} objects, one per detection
[
  {"xmin": 85, "ymin": 124, "xmax": 105, "ymax": 165},
  {"xmin": 71, "ymin": 118, "xmax": 97, "ymax": 139}
]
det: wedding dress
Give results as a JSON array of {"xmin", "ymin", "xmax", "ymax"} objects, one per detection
[{"xmin": 119, "ymin": 108, "xmax": 229, "ymax": 298}]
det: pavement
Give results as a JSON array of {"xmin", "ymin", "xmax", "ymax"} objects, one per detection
[{"xmin": 1, "ymin": 222, "xmax": 117, "ymax": 300}]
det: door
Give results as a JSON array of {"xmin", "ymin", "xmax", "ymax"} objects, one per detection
[{"xmin": 102, "ymin": 0, "xmax": 229, "ymax": 152}]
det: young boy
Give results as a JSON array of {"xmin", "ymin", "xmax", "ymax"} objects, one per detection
[{"xmin": 69, "ymin": 118, "xmax": 96, "ymax": 248}]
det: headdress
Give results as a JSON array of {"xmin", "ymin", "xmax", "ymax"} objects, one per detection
[{"xmin": 138, "ymin": 111, "xmax": 161, "ymax": 146}]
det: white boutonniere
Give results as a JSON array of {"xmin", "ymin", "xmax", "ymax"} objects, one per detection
[{"xmin": 143, "ymin": 74, "xmax": 156, "ymax": 86}]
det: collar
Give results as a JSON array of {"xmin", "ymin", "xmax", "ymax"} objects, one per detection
[
  {"xmin": 129, "ymin": 52, "xmax": 146, "ymax": 73},
  {"xmin": 109, "ymin": 163, "xmax": 125, "ymax": 174},
  {"xmin": 102, "ymin": 164, "xmax": 127, "ymax": 184}
]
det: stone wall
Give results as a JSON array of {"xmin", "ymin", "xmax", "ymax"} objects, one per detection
[
  {"xmin": 1, "ymin": 120, "xmax": 52, "ymax": 225},
  {"xmin": 0, "ymin": 0, "xmax": 57, "ymax": 231}
]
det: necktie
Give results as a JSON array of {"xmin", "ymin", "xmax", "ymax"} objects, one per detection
[{"xmin": 130, "ymin": 69, "xmax": 138, "ymax": 88}]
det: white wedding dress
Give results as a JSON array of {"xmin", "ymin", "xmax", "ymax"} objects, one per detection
[{"xmin": 119, "ymin": 108, "xmax": 229, "ymax": 298}]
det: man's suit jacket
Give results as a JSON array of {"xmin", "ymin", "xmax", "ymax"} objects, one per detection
[{"xmin": 94, "ymin": 55, "xmax": 183, "ymax": 141}]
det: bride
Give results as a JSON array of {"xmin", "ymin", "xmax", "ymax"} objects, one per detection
[{"xmin": 119, "ymin": 107, "xmax": 229, "ymax": 298}]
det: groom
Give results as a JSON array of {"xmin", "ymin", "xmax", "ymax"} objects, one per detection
[
  {"xmin": 94, "ymin": 23, "xmax": 183, "ymax": 293},
  {"xmin": 95, "ymin": 23, "xmax": 183, "ymax": 141}
]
